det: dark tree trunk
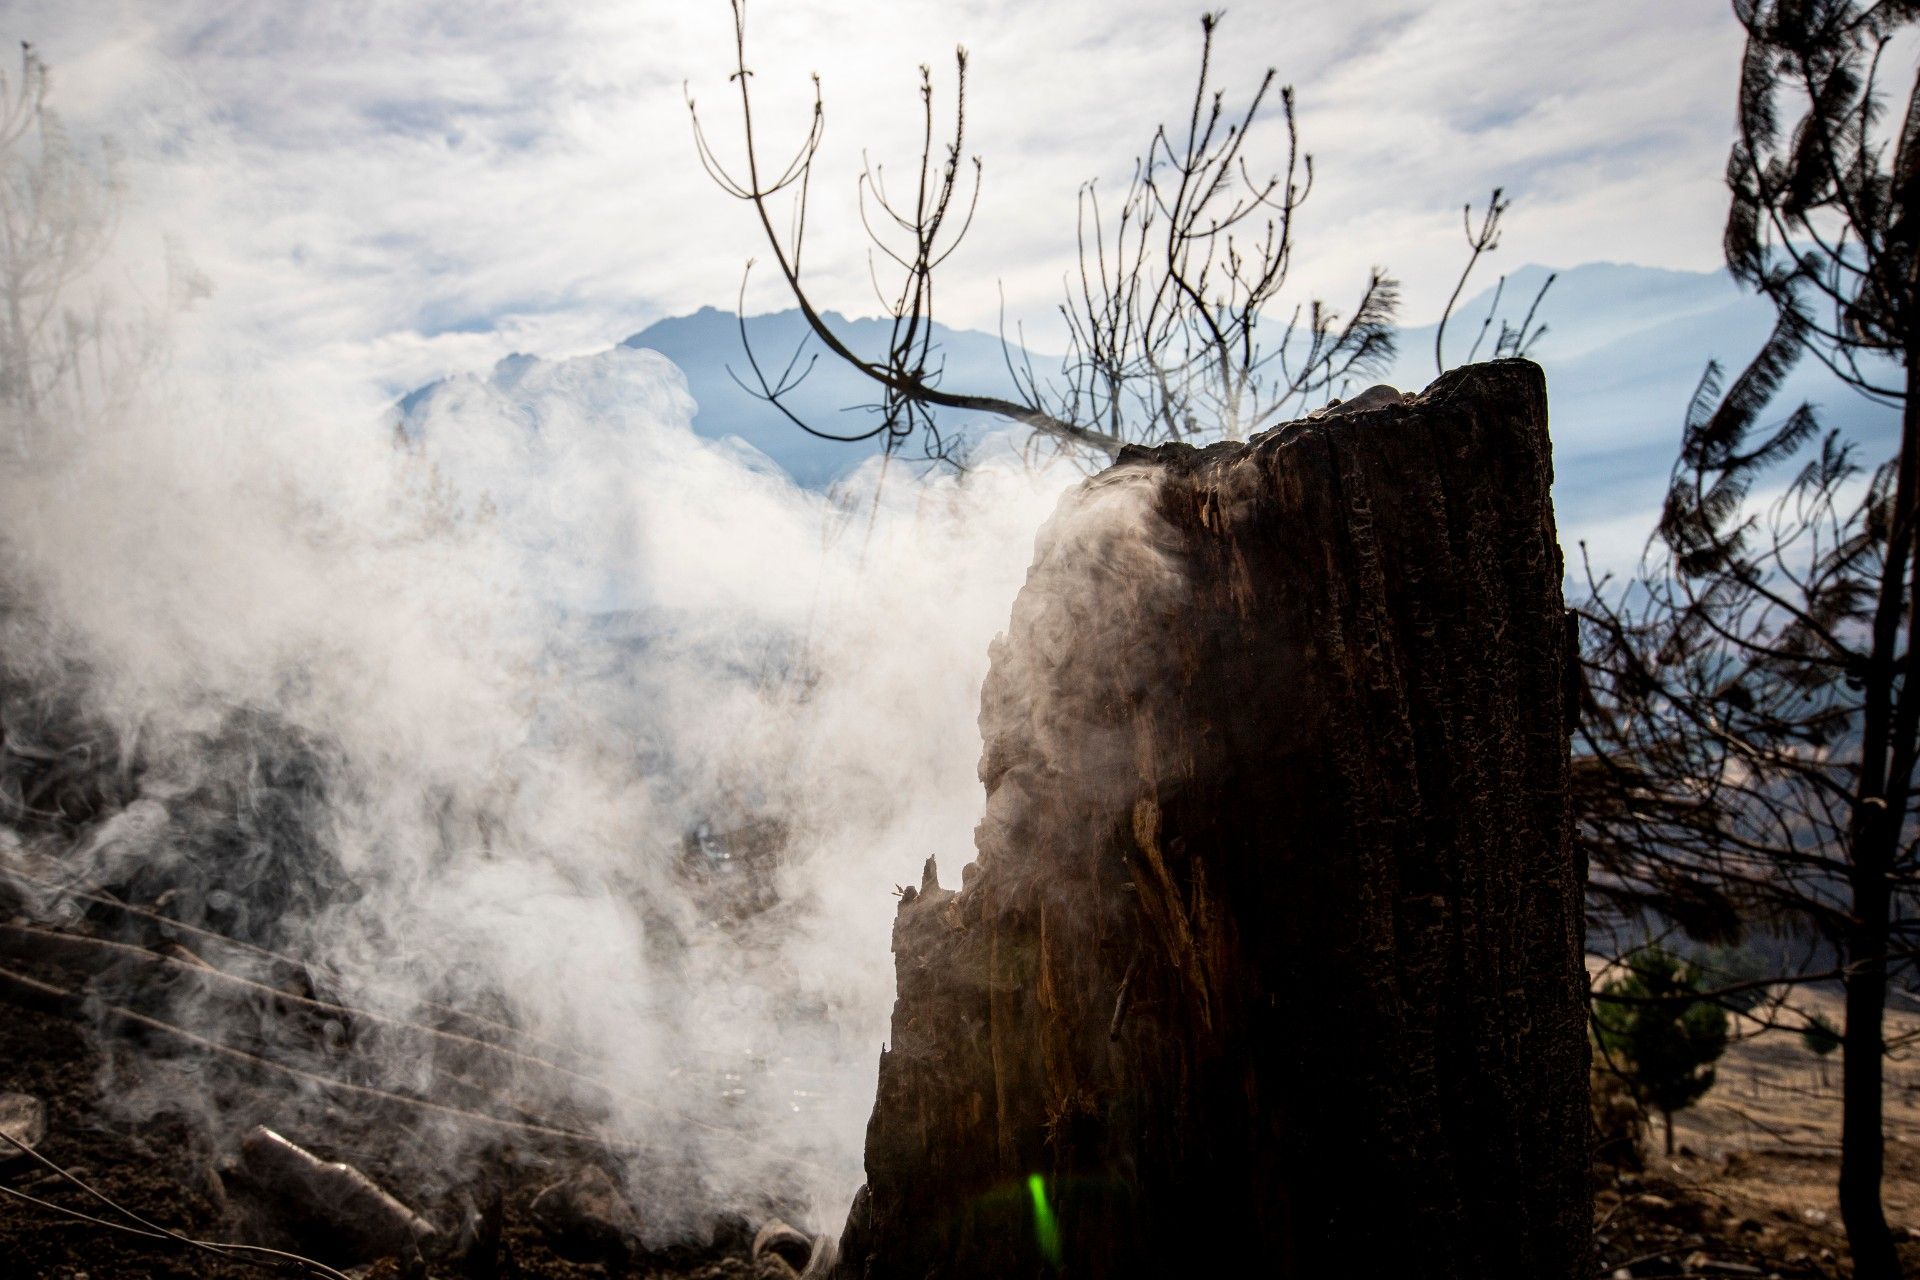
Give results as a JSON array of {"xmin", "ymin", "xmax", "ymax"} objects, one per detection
[
  {"xmin": 1835, "ymin": 354, "xmax": 1920, "ymax": 1280},
  {"xmin": 1841, "ymin": 855, "xmax": 1899, "ymax": 1280},
  {"xmin": 835, "ymin": 361, "xmax": 1589, "ymax": 1280}
]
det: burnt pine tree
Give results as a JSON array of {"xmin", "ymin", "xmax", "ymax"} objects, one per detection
[
  {"xmin": 1579, "ymin": 3, "xmax": 1920, "ymax": 1275},
  {"xmin": 1593, "ymin": 948, "xmax": 1731, "ymax": 1158}
]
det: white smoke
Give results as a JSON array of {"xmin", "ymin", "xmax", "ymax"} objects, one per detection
[{"xmin": 0, "ymin": 211, "xmax": 1081, "ymax": 1238}]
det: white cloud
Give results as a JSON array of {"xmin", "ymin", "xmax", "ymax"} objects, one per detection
[{"xmin": 9, "ymin": 0, "xmax": 1748, "ymax": 394}]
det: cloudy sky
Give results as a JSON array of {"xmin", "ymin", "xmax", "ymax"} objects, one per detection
[{"xmin": 12, "ymin": 0, "xmax": 1746, "ymax": 399}]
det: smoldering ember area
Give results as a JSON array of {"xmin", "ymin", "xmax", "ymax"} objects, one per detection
[{"xmin": 2, "ymin": 4, "xmax": 1919, "ymax": 1279}]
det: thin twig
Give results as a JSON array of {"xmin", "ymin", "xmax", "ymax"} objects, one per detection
[
  {"xmin": 2, "ymin": 865, "xmax": 576, "ymax": 1063},
  {"xmin": 0, "ymin": 962, "xmax": 626, "ymax": 1148},
  {"xmin": 0, "ymin": 1129, "xmax": 352, "ymax": 1279},
  {"xmin": 0, "ymin": 920, "xmax": 639, "ymax": 1117}
]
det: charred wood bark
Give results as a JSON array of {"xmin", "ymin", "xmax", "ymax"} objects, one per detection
[
  {"xmin": 837, "ymin": 360, "xmax": 1587, "ymax": 1279},
  {"xmin": 237, "ymin": 1126, "xmax": 437, "ymax": 1263}
]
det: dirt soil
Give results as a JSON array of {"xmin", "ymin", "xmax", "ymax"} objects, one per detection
[
  {"xmin": 0, "ymin": 987, "xmax": 767, "ymax": 1279},
  {"xmin": 1593, "ymin": 980, "xmax": 1920, "ymax": 1278},
  {"xmin": 8, "ymin": 947, "xmax": 1920, "ymax": 1278}
]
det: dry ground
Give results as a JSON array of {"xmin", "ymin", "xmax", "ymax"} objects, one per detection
[
  {"xmin": 1593, "ymin": 966, "xmax": 1920, "ymax": 1278},
  {"xmin": 7, "ymin": 947, "xmax": 1920, "ymax": 1277},
  {"xmin": 0, "ymin": 988, "xmax": 770, "ymax": 1279}
]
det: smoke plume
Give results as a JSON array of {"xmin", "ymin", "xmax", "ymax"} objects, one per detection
[{"xmin": 0, "ymin": 196, "xmax": 1105, "ymax": 1237}]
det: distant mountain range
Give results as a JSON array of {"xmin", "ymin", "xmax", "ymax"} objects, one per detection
[
  {"xmin": 612, "ymin": 306, "xmax": 1028, "ymax": 487},
  {"xmin": 398, "ymin": 261, "xmax": 1902, "ymax": 561}
]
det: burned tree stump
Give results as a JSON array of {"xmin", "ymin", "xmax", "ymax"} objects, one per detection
[{"xmin": 836, "ymin": 361, "xmax": 1588, "ymax": 1278}]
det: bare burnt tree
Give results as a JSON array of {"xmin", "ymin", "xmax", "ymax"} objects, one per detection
[
  {"xmin": 688, "ymin": 4, "xmax": 1407, "ymax": 464},
  {"xmin": 1578, "ymin": 3, "xmax": 1920, "ymax": 1274},
  {"xmin": 839, "ymin": 361, "xmax": 1587, "ymax": 1280},
  {"xmin": 0, "ymin": 47, "xmax": 192, "ymax": 838},
  {"xmin": 1433, "ymin": 187, "xmax": 1555, "ymax": 373},
  {"xmin": 0, "ymin": 42, "xmax": 140, "ymax": 457}
]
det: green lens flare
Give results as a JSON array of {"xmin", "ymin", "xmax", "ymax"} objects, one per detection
[{"xmin": 1027, "ymin": 1173, "xmax": 1062, "ymax": 1267}]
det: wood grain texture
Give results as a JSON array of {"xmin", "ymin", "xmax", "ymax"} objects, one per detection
[{"xmin": 836, "ymin": 360, "xmax": 1588, "ymax": 1279}]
